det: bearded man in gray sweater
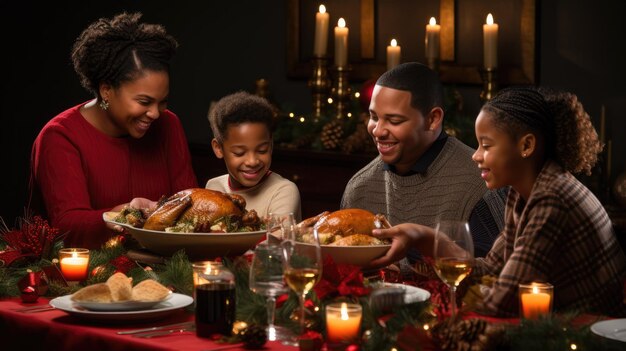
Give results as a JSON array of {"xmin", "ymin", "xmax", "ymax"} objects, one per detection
[{"xmin": 341, "ymin": 62, "xmax": 505, "ymax": 260}]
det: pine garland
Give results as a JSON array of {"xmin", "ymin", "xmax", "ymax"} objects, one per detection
[
  {"xmin": 1, "ymin": 216, "xmax": 619, "ymax": 351},
  {"xmin": 502, "ymin": 315, "xmax": 624, "ymax": 351}
]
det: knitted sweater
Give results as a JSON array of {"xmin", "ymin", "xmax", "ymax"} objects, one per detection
[
  {"xmin": 30, "ymin": 102, "xmax": 198, "ymax": 249},
  {"xmin": 341, "ymin": 137, "xmax": 496, "ymax": 230}
]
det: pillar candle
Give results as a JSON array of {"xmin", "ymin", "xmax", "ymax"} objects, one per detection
[
  {"xmin": 59, "ymin": 252, "xmax": 89, "ymax": 281},
  {"xmin": 326, "ymin": 302, "xmax": 362, "ymax": 343},
  {"xmin": 520, "ymin": 284, "xmax": 552, "ymax": 319},
  {"xmin": 334, "ymin": 18, "xmax": 349, "ymax": 67},
  {"xmin": 483, "ymin": 13, "xmax": 499, "ymax": 69},
  {"xmin": 425, "ymin": 17, "xmax": 441, "ymax": 60},
  {"xmin": 386, "ymin": 39, "xmax": 401, "ymax": 71},
  {"xmin": 314, "ymin": 4, "xmax": 329, "ymax": 57}
]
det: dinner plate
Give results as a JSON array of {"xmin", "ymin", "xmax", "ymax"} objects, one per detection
[
  {"xmin": 103, "ymin": 212, "xmax": 266, "ymax": 260},
  {"xmin": 50, "ymin": 293, "xmax": 193, "ymax": 323},
  {"xmin": 590, "ymin": 318, "xmax": 626, "ymax": 342},
  {"xmin": 383, "ymin": 283, "xmax": 431, "ymax": 304},
  {"xmin": 72, "ymin": 293, "xmax": 173, "ymax": 311}
]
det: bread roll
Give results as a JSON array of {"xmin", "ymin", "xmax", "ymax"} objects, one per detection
[
  {"xmin": 131, "ymin": 279, "xmax": 171, "ymax": 301},
  {"xmin": 70, "ymin": 283, "xmax": 113, "ymax": 302},
  {"xmin": 106, "ymin": 272, "xmax": 133, "ymax": 301}
]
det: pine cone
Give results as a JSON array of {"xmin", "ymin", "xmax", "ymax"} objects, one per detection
[
  {"xmin": 432, "ymin": 319, "xmax": 494, "ymax": 351},
  {"xmin": 320, "ymin": 119, "xmax": 344, "ymax": 150},
  {"xmin": 238, "ymin": 324, "xmax": 267, "ymax": 349}
]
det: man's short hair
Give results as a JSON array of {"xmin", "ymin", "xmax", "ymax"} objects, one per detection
[{"xmin": 375, "ymin": 62, "xmax": 444, "ymax": 116}]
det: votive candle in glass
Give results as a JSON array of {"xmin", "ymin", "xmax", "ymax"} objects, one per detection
[
  {"xmin": 58, "ymin": 248, "xmax": 90, "ymax": 282},
  {"xmin": 325, "ymin": 302, "xmax": 362, "ymax": 343},
  {"xmin": 519, "ymin": 282, "xmax": 553, "ymax": 319}
]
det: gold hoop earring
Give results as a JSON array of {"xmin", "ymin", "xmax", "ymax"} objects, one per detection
[{"xmin": 99, "ymin": 99, "xmax": 109, "ymax": 111}]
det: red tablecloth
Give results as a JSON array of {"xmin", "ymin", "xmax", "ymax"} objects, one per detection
[{"xmin": 0, "ymin": 298, "xmax": 297, "ymax": 351}]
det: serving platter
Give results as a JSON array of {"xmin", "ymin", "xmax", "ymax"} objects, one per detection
[
  {"xmin": 103, "ymin": 212, "xmax": 265, "ymax": 260},
  {"xmin": 50, "ymin": 293, "xmax": 193, "ymax": 323},
  {"xmin": 72, "ymin": 293, "xmax": 172, "ymax": 311},
  {"xmin": 295, "ymin": 241, "xmax": 391, "ymax": 266}
]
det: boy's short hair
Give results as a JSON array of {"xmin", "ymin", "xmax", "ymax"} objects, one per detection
[
  {"xmin": 376, "ymin": 62, "xmax": 444, "ymax": 116},
  {"xmin": 209, "ymin": 91, "xmax": 275, "ymax": 143}
]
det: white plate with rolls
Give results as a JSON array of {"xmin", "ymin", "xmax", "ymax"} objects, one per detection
[{"xmin": 49, "ymin": 293, "xmax": 193, "ymax": 322}]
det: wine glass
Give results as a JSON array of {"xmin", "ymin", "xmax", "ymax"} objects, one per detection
[
  {"xmin": 266, "ymin": 212, "xmax": 297, "ymax": 243},
  {"xmin": 249, "ymin": 243, "xmax": 294, "ymax": 342},
  {"xmin": 282, "ymin": 226, "xmax": 322, "ymax": 336},
  {"xmin": 433, "ymin": 220, "xmax": 474, "ymax": 320}
]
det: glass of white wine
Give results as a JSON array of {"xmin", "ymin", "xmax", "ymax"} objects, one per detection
[
  {"xmin": 433, "ymin": 220, "xmax": 474, "ymax": 320},
  {"xmin": 282, "ymin": 226, "xmax": 322, "ymax": 336}
]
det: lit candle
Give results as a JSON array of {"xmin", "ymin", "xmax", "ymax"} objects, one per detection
[
  {"xmin": 314, "ymin": 4, "xmax": 330, "ymax": 57},
  {"xmin": 334, "ymin": 18, "xmax": 349, "ymax": 67},
  {"xmin": 386, "ymin": 39, "xmax": 401, "ymax": 71},
  {"xmin": 519, "ymin": 283, "xmax": 552, "ymax": 319},
  {"xmin": 425, "ymin": 17, "xmax": 441, "ymax": 60},
  {"xmin": 483, "ymin": 13, "xmax": 499, "ymax": 69},
  {"xmin": 325, "ymin": 302, "xmax": 362, "ymax": 343},
  {"xmin": 58, "ymin": 248, "xmax": 89, "ymax": 282}
]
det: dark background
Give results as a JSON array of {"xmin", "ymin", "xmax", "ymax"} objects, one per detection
[{"xmin": 1, "ymin": 0, "xmax": 625, "ymax": 226}]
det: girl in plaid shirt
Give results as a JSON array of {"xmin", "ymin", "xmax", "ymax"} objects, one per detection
[{"xmin": 371, "ymin": 86, "xmax": 626, "ymax": 317}]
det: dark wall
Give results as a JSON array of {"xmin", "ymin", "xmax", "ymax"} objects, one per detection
[{"xmin": 2, "ymin": 0, "xmax": 625, "ymax": 225}]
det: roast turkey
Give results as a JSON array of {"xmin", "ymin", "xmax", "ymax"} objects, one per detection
[
  {"xmin": 297, "ymin": 209, "xmax": 391, "ymax": 246},
  {"xmin": 139, "ymin": 188, "xmax": 261, "ymax": 232}
]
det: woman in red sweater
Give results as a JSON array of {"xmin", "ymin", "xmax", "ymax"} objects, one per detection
[{"xmin": 30, "ymin": 12, "xmax": 198, "ymax": 249}]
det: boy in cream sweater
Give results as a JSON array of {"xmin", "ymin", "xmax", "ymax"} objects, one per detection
[{"xmin": 207, "ymin": 91, "xmax": 302, "ymax": 221}]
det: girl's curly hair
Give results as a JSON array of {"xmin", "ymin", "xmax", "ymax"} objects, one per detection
[
  {"xmin": 71, "ymin": 12, "xmax": 178, "ymax": 97},
  {"xmin": 483, "ymin": 86, "xmax": 602, "ymax": 175},
  {"xmin": 540, "ymin": 88, "xmax": 602, "ymax": 175}
]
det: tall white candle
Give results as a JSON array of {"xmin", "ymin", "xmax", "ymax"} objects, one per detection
[
  {"xmin": 483, "ymin": 13, "xmax": 499, "ymax": 69},
  {"xmin": 334, "ymin": 18, "xmax": 349, "ymax": 67},
  {"xmin": 425, "ymin": 17, "xmax": 441, "ymax": 60},
  {"xmin": 314, "ymin": 4, "xmax": 330, "ymax": 57},
  {"xmin": 387, "ymin": 39, "xmax": 401, "ymax": 71}
]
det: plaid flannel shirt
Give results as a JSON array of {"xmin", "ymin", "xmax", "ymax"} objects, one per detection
[{"xmin": 474, "ymin": 160, "xmax": 626, "ymax": 317}]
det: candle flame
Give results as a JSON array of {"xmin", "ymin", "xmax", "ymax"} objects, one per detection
[
  {"xmin": 429, "ymin": 17, "xmax": 437, "ymax": 26},
  {"xmin": 338, "ymin": 18, "xmax": 346, "ymax": 28},
  {"xmin": 390, "ymin": 39, "xmax": 397, "ymax": 47},
  {"xmin": 486, "ymin": 13, "xmax": 494, "ymax": 25},
  {"xmin": 72, "ymin": 252, "xmax": 78, "ymax": 259},
  {"xmin": 319, "ymin": 4, "xmax": 326, "ymax": 14},
  {"xmin": 532, "ymin": 285, "xmax": 539, "ymax": 294},
  {"xmin": 340, "ymin": 302, "xmax": 349, "ymax": 320}
]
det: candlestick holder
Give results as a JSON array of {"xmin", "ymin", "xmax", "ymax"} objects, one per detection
[
  {"xmin": 479, "ymin": 68, "xmax": 498, "ymax": 103},
  {"xmin": 308, "ymin": 56, "xmax": 331, "ymax": 121},
  {"xmin": 330, "ymin": 65, "xmax": 352, "ymax": 119},
  {"xmin": 426, "ymin": 57, "xmax": 440, "ymax": 73}
]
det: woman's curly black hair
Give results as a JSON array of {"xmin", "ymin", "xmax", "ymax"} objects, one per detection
[
  {"xmin": 482, "ymin": 86, "xmax": 602, "ymax": 175},
  {"xmin": 209, "ymin": 91, "xmax": 276, "ymax": 144},
  {"xmin": 71, "ymin": 12, "xmax": 178, "ymax": 98}
]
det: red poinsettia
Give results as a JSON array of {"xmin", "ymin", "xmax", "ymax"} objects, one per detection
[
  {"xmin": 313, "ymin": 255, "xmax": 371, "ymax": 300},
  {"xmin": 0, "ymin": 215, "xmax": 64, "ymax": 267}
]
